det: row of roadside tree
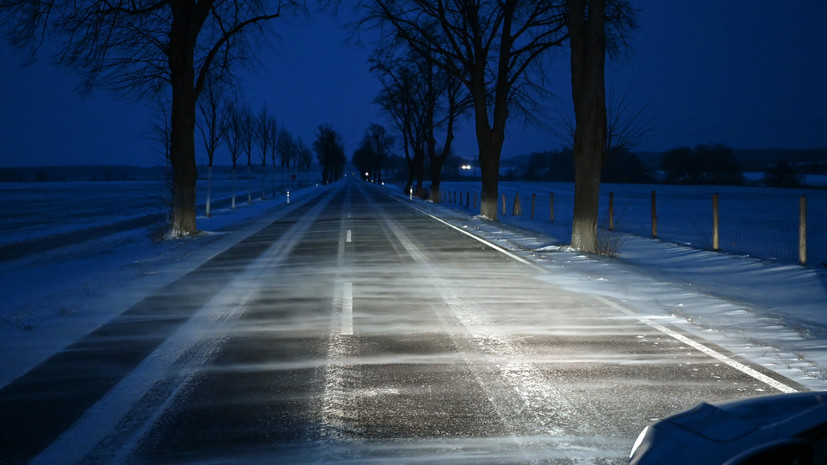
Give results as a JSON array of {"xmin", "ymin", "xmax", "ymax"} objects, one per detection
[{"xmin": 1, "ymin": 1, "xmax": 633, "ymax": 253}]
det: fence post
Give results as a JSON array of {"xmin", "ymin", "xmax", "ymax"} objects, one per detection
[
  {"xmin": 651, "ymin": 190, "xmax": 658, "ymax": 238},
  {"xmin": 502, "ymin": 194, "xmax": 506, "ymax": 215},
  {"xmin": 608, "ymin": 192, "xmax": 614, "ymax": 231},
  {"xmin": 549, "ymin": 192, "xmax": 555, "ymax": 223},
  {"xmin": 531, "ymin": 193, "xmax": 536, "ymax": 219},
  {"xmin": 453, "ymin": 191, "xmax": 457, "ymax": 204},
  {"xmin": 800, "ymin": 195, "xmax": 807, "ymax": 265},
  {"xmin": 474, "ymin": 192, "xmax": 477, "ymax": 210},
  {"xmin": 466, "ymin": 192, "xmax": 470, "ymax": 209},
  {"xmin": 513, "ymin": 193, "xmax": 522, "ymax": 216},
  {"xmin": 712, "ymin": 193, "xmax": 720, "ymax": 251}
]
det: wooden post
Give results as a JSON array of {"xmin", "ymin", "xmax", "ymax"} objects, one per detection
[
  {"xmin": 513, "ymin": 193, "xmax": 522, "ymax": 216},
  {"xmin": 549, "ymin": 192, "xmax": 555, "ymax": 223},
  {"xmin": 474, "ymin": 192, "xmax": 477, "ymax": 209},
  {"xmin": 800, "ymin": 195, "xmax": 807, "ymax": 265},
  {"xmin": 531, "ymin": 193, "xmax": 536, "ymax": 219},
  {"xmin": 466, "ymin": 192, "xmax": 470, "ymax": 209},
  {"xmin": 453, "ymin": 191, "xmax": 456, "ymax": 204},
  {"xmin": 502, "ymin": 194, "xmax": 506, "ymax": 215},
  {"xmin": 651, "ymin": 190, "xmax": 658, "ymax": 238},
  {"xmin": 608, "ymin": 192, "xmax": 614, "ymax": 231},
  {"xmin": 712, "ymin": 193, "xmax": 720, "ymax": 251}
]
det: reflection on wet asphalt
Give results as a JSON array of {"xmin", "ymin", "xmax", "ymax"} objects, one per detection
[{"xmin": 0, "ymin": 179, "xmax": 800, "ymax": 465}]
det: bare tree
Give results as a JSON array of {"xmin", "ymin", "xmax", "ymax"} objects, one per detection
[
  {"xmin": 295, "ymin": 137, "xmax": 312, "ymax": 171},
  {"xmin": 372, "ymin": 53, "xmax": 425, "ymax": 195},
  {"xmin": 354, "ymin": 123, "xmax": 394, "ymax": 184},
  {"xmin": 373, "ymin": 48, "xmax": 469, "ymax": 200},
  {"xmin": 314, "ymin": 124, "xmax": 346, "ymax": 184},
  {"xmin": 0, "ymin": 0, "xmax": 299, "ymax": 236},
  {"xmin": 605, "ymin": 87, "xmax": 654, "ymax": 157},
  {"xmin": 224, "ymin": 101, "xmax": 246, "ymax": 210},
  {"xmin": 567, "ymin": 0, "xmax": 635, "ymax": 252},
  {"xmin": 197, "ymin": 76, "xmax": 228, "ymax": 217},
  {"xmin": 422, "ymin": 63, "xmax": 470, "ymax": 203},
  {"xmin": 362, "ymin": 1, "xmax": 568, "ymax": 220},
  {"xmin": 266, "ymin": 119, "xmax": 280, "ymax": 197},
  {"xmin": 553, "ymin": 84, "xmax": 654, "ymax": 157},
  {"xmin": 238, "ymin": 104, "xmax": 255, "ymax": 205},
  {"xmin": 255, "ymin": 107, "xmax": 273, "ymax": 200},
  {"xmin": 147, "ymin": 95, "xmax": 174, "ymax": 236},
  {"xmin": 277, "ymin": 128, "xmax": 296, "ymax": 170}
]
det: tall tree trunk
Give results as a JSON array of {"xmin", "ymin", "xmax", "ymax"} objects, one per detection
[
  {"xmin": 478, "ymin": 141, "xmax": 503, "ymax": 219},
  {"xmin": 471, "ymin": 65, "xmax": 506, "ymax": 220},
  {"xmin": 568, "ymin": 0, "xmax": 607, "ymax": 253},
  {"xmin": 429, "ymin": 104, "xmax": 456, "ymax": 204},
  {"xmin": 429, "ymin": 161, "xmax": 443, "ymax": 203},
  {"xmin": 272, "ymin": 164, "xmax": 277, "ymax": 197},
  {"xmin": 168, "ymin": 9, "xmax": 199, "ymax": 237},
  {"xmin": 232, "ymin": 167, "xmax": 237, "ymax": 209},
  {"xmin": 401, "ymin": 127, "xmax": 414, "ymax": 195},
  {"xmin": 414, "ymin": 150, "xmax": 425, "ymax": 197},
  {"xmin": 206, "ymin": 165, "xmax": 212, "ymax": 217},
  {"xmin": 261, "ymin": 164, "xmax": 267, "ymax": 200},
  {"xmin": 405, "ymin": 157, "xmax": 415, "ymax": 195},
  {"xmin": 247, "ymin": 164, "xmax": 252, "ymax": 204}
]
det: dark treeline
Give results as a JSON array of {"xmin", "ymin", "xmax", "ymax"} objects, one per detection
[
  {"xmin": 0, "ymin": 166, "xmax": 169, "ymax": 182},
  {"xmin": 502, "ymin": 144, "xmax": 827, "ymax": 188}
]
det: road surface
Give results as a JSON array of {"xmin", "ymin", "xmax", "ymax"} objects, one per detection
[{"xmin": 0, "ymin": 179, "xmax": 803, "ymax": 464}]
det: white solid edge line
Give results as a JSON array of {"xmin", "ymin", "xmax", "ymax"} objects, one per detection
[
  {"xmin": 409, "ymin": 205, "xmax": 544, "ymax": 272},
  {"xmin": 595, "ymin": 296, "xmax": 798, "ymax": 393},
  {"xmin": 407, "ymin": 202, "xmax": 799, "ymax": 394}
]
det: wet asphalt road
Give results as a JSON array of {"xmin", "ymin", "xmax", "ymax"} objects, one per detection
[{"xmin": 0, "ymin": 179, "xmax": 803, "ymax": 464}]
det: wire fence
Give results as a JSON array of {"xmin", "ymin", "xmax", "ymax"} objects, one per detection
[{"xmin": 439, "ymin": 181, "xmax": 827, "ymax": 267}]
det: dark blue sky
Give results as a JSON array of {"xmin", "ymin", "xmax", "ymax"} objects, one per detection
[{"xmin": 1, "ymin": 1, "xmax": 825, "ymax": 167}]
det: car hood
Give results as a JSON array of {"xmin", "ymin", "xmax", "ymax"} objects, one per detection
[{"xmin": 630, "ymin": 391, "xmax": 827, "ymax": 465}]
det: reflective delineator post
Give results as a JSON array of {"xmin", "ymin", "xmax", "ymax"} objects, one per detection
[
  {"xmin": 608, "ymin": 192, "xmax": 614, "ymax": 231},
  {"xmin": 549, "ymin": 192, "xmax": 555, "ymax": 223},
  {"xmin": 712, "ymin": 193, "xmax": 720, "ymax": 251}
]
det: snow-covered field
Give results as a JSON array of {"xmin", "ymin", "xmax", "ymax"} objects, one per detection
[
  {"xmin": 1, "ymin": 178, "xmax": 826, "ymax": 395},
  {"xmin": 440, "ymin": 181, "xmax": 827, "ymax": 267},
  {"xmin": 1, "ymin": 174, "xmax": 309, "ymax": 246}
]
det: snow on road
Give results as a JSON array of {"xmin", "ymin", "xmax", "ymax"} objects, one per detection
[
  {"xmin": 415, "ymin": 183, "xmax": 827, "ymax": 391},
  {"xmin": 1, "ymin": 178, "xmax": 826, "ymax": 396},
  {"xmin": 0, "ymin": 185, "xmax": 322, "ymax": 388}
]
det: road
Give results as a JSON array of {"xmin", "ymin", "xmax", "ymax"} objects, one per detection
[{"xmin": 0, "ymin": 179, "xmax": 804, "ymax": 464}]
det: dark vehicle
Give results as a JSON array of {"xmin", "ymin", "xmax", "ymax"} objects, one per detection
[{"xmin": 630, "ymin": 392, "xmax": 827, "ymax": 465}]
